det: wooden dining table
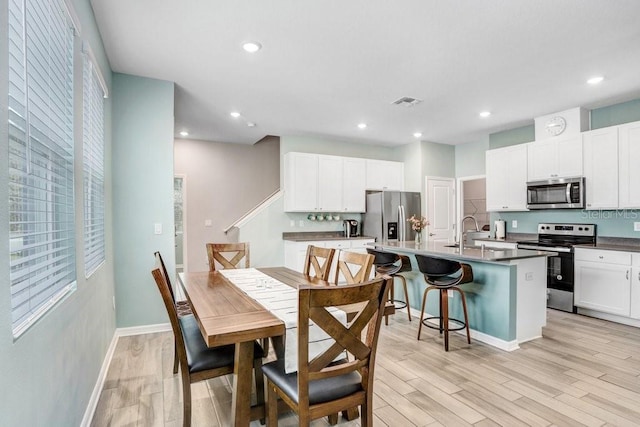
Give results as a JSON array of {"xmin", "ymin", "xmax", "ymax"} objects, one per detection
[{"xmin": 177, "ymin": 266, "xmax": 330, "ymax": 426}]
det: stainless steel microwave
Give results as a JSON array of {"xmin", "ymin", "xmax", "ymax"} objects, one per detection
[{"xmin": 526, "ymin": 177, "xmax": 585, "ymax": 209}]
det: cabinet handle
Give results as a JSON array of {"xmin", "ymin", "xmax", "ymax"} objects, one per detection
[
  {"xmin": 627, "ymin": 270, "xmax": 629, "ymax": 280},
  {"xmin": 598, "ymin": 255, "xmax": 604, "ymax": 259}
]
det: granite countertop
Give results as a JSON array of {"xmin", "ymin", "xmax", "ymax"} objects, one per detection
[
  {"xmin": 369, "ymin": 240, "xmax": 555, "ymax": 264},
  {"xmin": 282, "ymin": 231, "xmax": 375, "ymax": 242}
]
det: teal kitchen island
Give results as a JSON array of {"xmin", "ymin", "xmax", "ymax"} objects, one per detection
[{"xmin": 370, "ymin": 241, "xmax": 555, "ymax": 351}]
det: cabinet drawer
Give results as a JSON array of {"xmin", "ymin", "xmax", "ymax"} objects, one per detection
[
  {"xmin": 348, "ymin": 239, "xmax": 374, "ymax": 250},
  {"xmin": 574, "ymin": 248, "xmax": 632, "ymax": 265},
  {"xmin": 634, "ymin": 253, "xmax": 640, "ymax": 267}
]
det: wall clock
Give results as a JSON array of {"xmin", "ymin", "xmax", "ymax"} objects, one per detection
[{"xmin": 545, "ymin": 116, "xmax": 566, "ymax": 136}]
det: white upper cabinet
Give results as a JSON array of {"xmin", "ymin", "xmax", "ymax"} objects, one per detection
[
  {"xmin": 583, "ymin": 127, "xmax": 619, "ymax": 210},
  {"xmin": 618, "ymin": 120, "xmax": 640, "ymax": 209},
  {"xmin": 486, "ymin": 144, "xmax": 528, "ymax": 211},
  {"xmin": 284, "ymin": 153, "xmax": 400, "ymax": 212},
  {"xmin": 342, "ymin": 157, "xmax": 367, "ymax": 212},
  {"xmin": 365, "ymin": 159, "xmax": 404, "ymax": 191},
  {"xmin": 284, "ymin": 152, "xmax": 319, "ymax": 211},
  {"xmin": 527, "ymin": 136, "xmax": 583, "ymax": 181}
]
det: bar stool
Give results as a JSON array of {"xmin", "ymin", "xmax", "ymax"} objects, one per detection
[
  {"xmin": 415, "ymin": 254, "xmax": 473, "ymax": 351},
  {"xmin": 367, "ymin": 249, "xmax": 412, "ymax": 324}
]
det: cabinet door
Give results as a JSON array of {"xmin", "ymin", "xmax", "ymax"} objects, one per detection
[
  {"xmin": 284, "ymin": 153, "xmax": 318, "ymax": 211},
  {"xmin": 342, "ymin": 157, "xmax": 367, "ymax": 212},
  {"xmin": 527, "ymin": 139, "xmax": 557, "ymax": 181},
  {"xmin": 574, "ymin": 260, "xmax": 631, "ymax": 316},
  {"xmin": 317, "ymin": 155, "xmax": 343, "ymax": 211},
  {"xmin": 583, "ymin": 127, "xmax": 618, "ymax": 209},
  {"xmin": 555, "ymin": 136, "xmax": 583, "ymax": 177},
  {"xmin": 366, "ymin": 159, "xmax": 404, "ymax": 191},
  {"xmin": 632, "ymin": 266, "xmax": 640, "ymax": 319},
  {"xmin": 618, "ymin": 121, "xmax": 640, "ymax": 208},
  {"xmin": 486, "ymin": 144, "xmax": 528, "ymax": 211}
]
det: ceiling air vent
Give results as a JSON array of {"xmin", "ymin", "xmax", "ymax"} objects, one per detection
[{"xmin": 392, "ymin": 96, "xmax": 423, "ymax": 107}]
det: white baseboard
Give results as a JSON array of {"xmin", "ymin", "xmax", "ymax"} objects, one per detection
[
  {"xmin": 80, "ymin": 323, "xmax": 171, "ymax": 426},
  {"xmin": 577, "ymin": 308, "xmax": 640, "ymax": 328}
]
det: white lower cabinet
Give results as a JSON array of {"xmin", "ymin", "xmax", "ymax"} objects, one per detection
[
  {"xmin": 632, "ymin": 254, "xmax": 640, "ymax": 319},
  {"xmin": 284, "ymin": 239, "xmax": 375, "ymax": 276},
  {"xmin": 574, "ymin": 248, "xmax": 632, "ymax": 317}
]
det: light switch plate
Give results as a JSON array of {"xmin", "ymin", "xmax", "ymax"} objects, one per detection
[
  {"xmin": 512, "ymin": 220, "xmax": 518, "ymax": 228},
  {"xmin": 204, "ymin": 219, "xmax": 212, "ymax": 227},
  {"xmin": 634, "ymin": 222, "xmax": 640, "ymax": 232},
  {"xmin": 154, "ymin": 223, "xmax": 162, "ymax": 235}
]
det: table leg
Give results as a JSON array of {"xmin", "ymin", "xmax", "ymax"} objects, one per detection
[{"xmin": 231, "ymin": 340, "xmax": 254, "ymax": 426}]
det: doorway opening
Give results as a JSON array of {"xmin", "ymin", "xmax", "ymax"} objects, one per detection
[{"xmin": 456, "ymin": 175, "xmax": 488, "ymax": 233}]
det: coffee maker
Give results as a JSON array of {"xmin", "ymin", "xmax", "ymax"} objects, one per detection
[{"xmin": 343, "ymin": 219, "xmax": 359, "ymax": 238}]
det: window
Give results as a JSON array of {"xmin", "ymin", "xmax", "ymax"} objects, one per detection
[
  {"xmin": 8, "ymin": 0, "xmax": 76, "ymax": 336},
  {"xmin": 82, "ymin": 52, "xmax": 105, "ymax": 277}
]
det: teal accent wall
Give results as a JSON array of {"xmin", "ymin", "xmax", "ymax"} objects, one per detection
[
  {"xmin": 591, "ymin": 98, "xmax": 640, "ymax": 129},
  {"xmin": 0, "ymin": 0, "xmax": 117, "ymax": 424},
  {"xmin": 112, "ymin": 74, "xmax": 175, "ymax": 327},
  {"xmin": 489, "ymin": 124, "xmax": 535, "ymax": 149}
]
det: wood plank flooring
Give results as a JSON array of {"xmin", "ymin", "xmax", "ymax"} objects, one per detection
[{"xmin": 91, "ymin": 310, "xmax": 640, "ymax": 426}]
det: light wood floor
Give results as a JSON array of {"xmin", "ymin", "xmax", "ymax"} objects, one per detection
[{"xmin": 91, "ymin": 309, "xmax": 640, "ymax": 426}]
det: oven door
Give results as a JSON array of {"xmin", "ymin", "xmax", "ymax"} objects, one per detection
[{"xmin": 547, "ymin": 252, "xmax": 575, "ymax": 312}]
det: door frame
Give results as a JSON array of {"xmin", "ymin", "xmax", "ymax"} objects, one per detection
[
  {"xmin": 424, "ymin": 176, "xmax": 456, "ymax": 242},
  {"xmin": 456, "ymin": 174, "xmax": 486, "ymax": 236},
  {"xmin": 174, "ymin": 174, "xmax": 188, "ymax": 273}
]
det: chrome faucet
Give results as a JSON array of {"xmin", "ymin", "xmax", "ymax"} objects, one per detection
[{"xmin": 458, "ymin": 215, "xmax": 480, "ymax": 246}]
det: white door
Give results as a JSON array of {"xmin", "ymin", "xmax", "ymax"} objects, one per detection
[{"xmin": 425, "ymin": 177, "xmax": 455, "ymax": 243}]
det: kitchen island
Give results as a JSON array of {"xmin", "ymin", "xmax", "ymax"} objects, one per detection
[{"xmin": 370, "ymin": 240, "xmax": 555, "ymax": 351}]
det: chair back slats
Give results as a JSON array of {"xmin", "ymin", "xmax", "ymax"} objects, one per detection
[
  {"xmin": 333, "ymin": 251, "xmax": 374, "ymax": 285},
  {"xmin": 206, "ymin": 242, "xmax": 250, "ymax": 271},
  {"xmin": 297, "ymin": 277, "xmax": 390, "ymax": 391},
  {"xmin": 303, "ymin": 245, "xmax": 335, "ymax": 280}
]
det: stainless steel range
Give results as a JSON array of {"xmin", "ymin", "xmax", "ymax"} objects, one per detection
[{"xmin": 517, "ymin": 223, "xmax": 596, "ymax": 312}]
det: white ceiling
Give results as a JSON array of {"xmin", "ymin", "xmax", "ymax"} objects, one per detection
[{"xmin": 90, "ymin": 0, "xmax": 640, "ymax": 146}]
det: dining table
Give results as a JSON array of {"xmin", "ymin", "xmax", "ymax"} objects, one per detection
[{"xmin": 177, "ymin": 266, "xmax": 332, "ymax": 426}]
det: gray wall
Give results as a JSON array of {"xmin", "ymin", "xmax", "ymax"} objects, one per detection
[
  {"xmin": 0, "ymin": 0, "xmax": 117, "ymax": 424},
  {"xmin": 174, "ymin": 136, "xmax": 280, "ymax": 272}
]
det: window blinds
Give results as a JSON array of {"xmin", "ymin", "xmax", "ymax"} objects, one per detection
[
  {"xmin": 8, "ymin": 0, "xmax": 76, "ymax": 336},
  {"xmin": 82, "ymin": 54, "xmax": 105, "ymax": 277}
]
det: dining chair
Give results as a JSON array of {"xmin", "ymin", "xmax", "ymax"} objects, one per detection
[
  {"xmin": 333, "ymin": 250, "xmax": 374, "ymax": 285},
  {"xmin": 302, "ymin": 245, "xmax": 336, "ymax": 281},
  {"xmin": 154, "ymin": 251, "xmax": 192, "ymax": 374},
  {"xmin": 261, "ymin": 276, "xmax": 392, "ymax": 426},
  {"xmin": 206, "ymin": 242, "xmax": 250, "ymax": 271},
  {"xmin": 151, "ymin": 253, "xmax": 265, "ymax": 427}
]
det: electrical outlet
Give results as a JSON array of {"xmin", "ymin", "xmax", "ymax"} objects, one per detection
[
  {"xmin": 154, "ymin": 222, "xmax": 162, "ymax": 234},
  {"xmin": 525, "ymin": 272, "xmax": 533, "ymax": 281},
  {"xmin": 512, "ymin": 220, "xmax": 518, "ymax": 229},
  {"xmin": 204, "ymin": 219, "xmax": 212, "ymax": 227},
  {"xmin": 290, "ymin": 220, "xmax": 295, "ymax": 227},
  {"xmin": 635, "ymin": 222, "xmax": 640, "ymax": 232},
  {"xmin": 299, "ymin": 220, "xmax": 304, "ymax": 227}
]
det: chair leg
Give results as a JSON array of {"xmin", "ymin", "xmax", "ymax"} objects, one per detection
[
  {"xmin": 253, "ymin": 358, "xmax": 265, "ymax": 424},
  {"xmin": 454, "ymin": 287, "xmax": 472, "ymax": 344},
  {"xmin": 396, "ymin": 274, "xmax": 411, "ymax": 321},
  {"xmin": 344, "ymin": 407, "xmax": 359, "ymax": 420},
  {"xmin": 266, "ymin": 380, "xmax": 278, "ymax": 427},
  {"xmin": 417, "ymin": 286, "xmax": 429, "ymax": 340},
  {"xmin": 328, "ymin": 413, "xmax": 339, "ymax": 425},
  {"xmin": 441, "ymin": 289, "xmax": 450, "ymax": 351},
  {"xmin": 181, "ymin": 372, "xmax": 192, "ymax": 427}
]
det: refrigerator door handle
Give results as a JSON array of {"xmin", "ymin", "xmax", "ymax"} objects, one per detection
[{"xmin": 398, "ymin": 205, "xmax": 406, "ymax": 241}]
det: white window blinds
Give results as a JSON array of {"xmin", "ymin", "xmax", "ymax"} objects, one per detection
[
  {"xmin": 8, "ymin": 0, "xmax": 76, "ymax": 336},
  {"xmin": 82, "ymin": 54, "xmax": 105, "ymax": 277}
]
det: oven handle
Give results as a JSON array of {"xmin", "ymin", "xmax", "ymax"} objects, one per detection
[{"xmin": 517, "ymin": 244, "xmax": 571, "ymax": 253}]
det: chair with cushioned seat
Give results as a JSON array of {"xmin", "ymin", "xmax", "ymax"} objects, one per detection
[
  {"xmin": 154, "ymin": 251, "xmax": 192, "ymax": 374},
  {"xmin": 151, "ymin": 253, "xmax": 265, "ymax": 427},
  {"xmin": 261, "ymin": 276, "xmax": 391, "ymax": 426},
  {"xmin": 366, "ymin": 248, "xmax": 412, "ymax": 324},
  {"xmin": 415, "ymin": 254, "xmax": 474, "ymax": 351}
]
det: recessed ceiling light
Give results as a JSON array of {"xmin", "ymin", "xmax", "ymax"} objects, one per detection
[
  {"xmin": 479, "ymin": 111, "xmax": 491, "ymax": 118},
  {"xmin": 242, "ymin": 42, "xmax": 262, "ymax": 53},
  {"xmin": 587, "ymin": 76, "xmax": 604, "ymax": 85},
  {"xmin": 247, "ymin": 122, "xmax": 256, "ymax": 127},
  {"xmin": 413, "ymin": 132, "xmax": 423, "ymax": 138},
  {"xmin": 230, "ymin": 112, "xmax": 241, "ymax": 118},
  {"xmin": 357, "ymin": 123, "xmax": 367, "ymax": 129},
  {"xmin": 179, "ymin": 131, "xmax": 189, "ymax": 137}
]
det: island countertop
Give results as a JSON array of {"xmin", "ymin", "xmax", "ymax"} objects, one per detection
[{"xmin": 368, "ymin": 240, "xmax": 555, "ymax": 263}]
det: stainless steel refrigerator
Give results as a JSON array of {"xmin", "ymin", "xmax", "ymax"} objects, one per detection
[{"xmin": 362, "ymin": 191, "xmax": 422, "ymax": 242}]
